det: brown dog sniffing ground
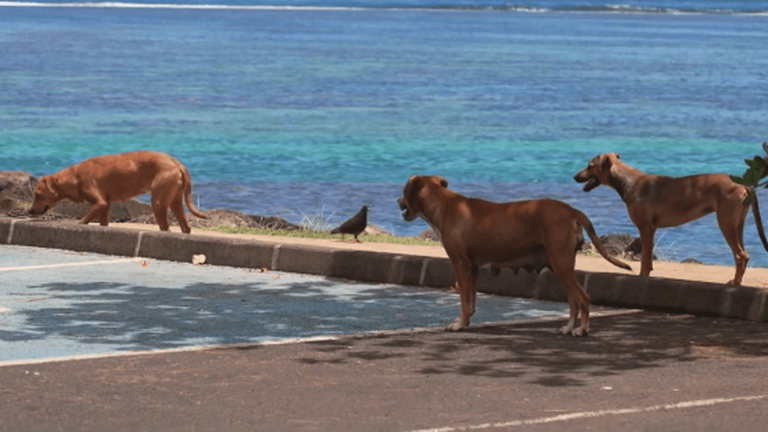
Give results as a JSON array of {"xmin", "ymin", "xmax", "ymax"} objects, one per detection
[
  {"xmin": 29, "ymin": 150, "xmax": 207, "ymax": 234},
  {"xmin": 397, "ymin": 175, "xmax": 631, "ymax": 336},
  {"xmin": 574, "ymin": 153, "xmax": 768, "ymax": 285}
]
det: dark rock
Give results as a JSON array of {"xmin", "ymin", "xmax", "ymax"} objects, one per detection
[
  {"xmin": 363, "ymin": 224, "xmax": 392, "ymax": 236},
  {"xmin": 248, "ymin": 215, "xmax": 302, "ymax": 231},
  {"xmin": 417, "ymin": 227, "xmax": 440, "ymax": 242},
  {"xmin": 133, "ymin": 208, "xmax": 303, "ymax": 231},
  {"xmin": 0, "ymin": 198, "xmax": 14, "ymax": 213},
  {"xmin": 0, "ymin": 171, "xmax": 35, "ymax": 193},
  {"xmin": 626, "ymin": 237, "xmax": 643, "ymax": 255},
  {"xmin": 598, "ymin": 233, "xmax": 636, "ymax": 257},
  {"xmin": 47, "ymin": 199, "xmax": 153, "ymax": 223},
  {"xmin": 581, "ymin": 233, "xmax": 656, "ymax": 261}
]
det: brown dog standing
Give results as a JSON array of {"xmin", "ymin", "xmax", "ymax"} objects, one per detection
[
  {"xmin": 574, "ymin": 153, "xmax": 754, "ymax": 285},
  {"xmin": 397, "ymin": 175, "xmax": 630, "ymax": 336},
  {"xmin": 29, "ymin": 150, "xmax": 207, "ymax": 234}
]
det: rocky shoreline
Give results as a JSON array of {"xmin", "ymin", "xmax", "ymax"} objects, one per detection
[{"xmin": 0, "ymin": 170, "xmax": 304, "ymax": 231}]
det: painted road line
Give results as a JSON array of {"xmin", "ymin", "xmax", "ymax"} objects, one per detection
[
  {"xmin": 0, "ymin": 257, "xmax": 144, "ymax": 272},
  {"xmin": 408, "ymin": 394, "xmax": 768, "ymax": 432}
]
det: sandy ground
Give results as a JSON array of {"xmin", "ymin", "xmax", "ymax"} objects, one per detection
[{"xmin": 114, "ymin": 223, "xmax": 768, "ymax": 289}]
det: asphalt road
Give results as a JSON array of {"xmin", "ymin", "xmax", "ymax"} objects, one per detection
[{"xmin": 2, "ymin": 245, "xmax": 768, "ymax": 431}]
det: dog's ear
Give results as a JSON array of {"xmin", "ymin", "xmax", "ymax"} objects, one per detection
[
  {"xmin": 600, "ymin": 154, "xmax": 613, "ymax": 171},
  {"xmin": 403, "ymin": 175, "xmax": 417, "ymax": 198},
  {"xmin": 39, "ymin": 177, "xmax": 56, "ymax": 195}
]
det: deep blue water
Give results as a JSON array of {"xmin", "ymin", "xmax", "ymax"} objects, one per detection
[{"xmin": 2, "ymin": 0, "xmax": 768, "ymax": 265}]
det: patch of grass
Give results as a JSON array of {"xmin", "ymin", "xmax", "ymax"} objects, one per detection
[
  {"xmin": 205, "ymin": 225, "xmax": 439, "ymax": 246},
  {"xmin": 294, "ymin": 206, "xmax": 337, "ymax": 232},
  {"xmin": 653, "ymin": 231, "xmax": 680, "ymax": 262}
]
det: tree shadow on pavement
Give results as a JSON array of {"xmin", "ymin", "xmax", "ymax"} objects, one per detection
[
  {"xmin": 297, "ymin": 311, "xmax": 768, "ymax": 387},
  {"xmin": 0, "ymin": 277, "xmax": 482, "ymax": 352}
]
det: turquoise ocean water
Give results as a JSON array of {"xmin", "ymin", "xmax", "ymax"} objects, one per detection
[{"xmin": 1, "ymin": 0, "xmax": 768, "ymax": 265}]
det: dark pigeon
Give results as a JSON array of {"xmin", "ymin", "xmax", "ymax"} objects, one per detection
[{"xmin": 330, "ymin": 205, "xmax": 368, "ymax": 242}]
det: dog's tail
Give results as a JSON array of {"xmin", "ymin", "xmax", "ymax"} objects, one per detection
[
  {"xmin": 181, "ymin": 166, "xmax": 208, "ymax": 219},
  {"xmin": 573, "ymin": 209, "xmax": 632, "ymax": 271},
  {"xmin": 750, "ymin": 190, "xmax": 768, "ymax": 252}
]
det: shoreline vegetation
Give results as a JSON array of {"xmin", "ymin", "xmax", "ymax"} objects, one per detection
[
  {"xmin": 208, "ymin": 225, "xmax": 438, "ymax": 246},
  {"xmin": 0, "ymin": 170, "xmax": 662, "ymax": 262}
]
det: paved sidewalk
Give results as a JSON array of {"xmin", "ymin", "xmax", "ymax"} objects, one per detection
[{"xmin": 114, "ymin": 222, "xmax": 768, "ymax": 288}]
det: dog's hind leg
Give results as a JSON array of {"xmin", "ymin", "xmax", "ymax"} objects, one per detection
[
  {"xmin": 637, "ymin": 225, "xmax": 657, "ymax": 276},
  {"xmin": 446, "ymin": 258, "xmax": 477, "ymax": 331},
  {"xmin": 549, "ymin": 250, "xmax": 590, "ymax": 336},
  {"xmin": 150, "ymin": 172, "xmax": 183, "ymax": 232},
  {"xmin": 151, "ymin": 204, "xmax": 170, "ymax": 231},
  {"xmin": 150, "ymin": 191, "xmax": 172, "ymax": 232},
  {"xmin": 170, "ymin": 194, "xmax": 192, "ymax": 234},
  {"xmin": 717, "ymin": 206, "xmax": 750, "ymax": 285},
  {"xmin": 553, "ymin": 273, "xmax": 590, "ymax": 336}
]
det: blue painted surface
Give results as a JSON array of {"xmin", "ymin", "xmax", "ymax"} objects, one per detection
[{"xmin": 0, "ymin": 245, "xmax": 568, "ymax": 363}]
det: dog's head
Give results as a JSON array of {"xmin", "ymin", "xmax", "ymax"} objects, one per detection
[
  {"xmin": 574, "ymin": 153, "xmax": 620, "ymax": 192},
  {"xmin": 397, "ymin": 175, "xmax": 448, "ymax": 222},
  {"xmin": 28, "ymin": 175, "xmax": 63, "ymax": 215}
]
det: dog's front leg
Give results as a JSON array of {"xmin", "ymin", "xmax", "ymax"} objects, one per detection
[
  {"xmin": 98, "ymin": 203, "xmax": 111, "ymax": 226},
  {"xmin": 80, "ymin": 201, "xmax": 109, "ymax": 226},
  {"xmin": 447, "ymin": 259, "xmax": 477, "ymax": 331}
]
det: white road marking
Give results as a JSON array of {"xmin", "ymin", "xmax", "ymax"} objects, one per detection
[
  {"xmin": 0, "ymin": 335, "xmax": 344, "ymax": 368},
  {"xmin": 408, "ymin": 394, "xmax": 768, "ymax": 432},
  {"xmin": 0, "ymin": 257, "xmax": 144, "ymax": 272}
]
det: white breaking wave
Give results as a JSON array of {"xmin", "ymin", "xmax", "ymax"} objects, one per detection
[
  {"xmin": 0, "ymin": 1, "xmax": 365, "ymax": 10},
  {"xmin": 1, "ymin": 1, "xmax": 765, "ymax": 15}
]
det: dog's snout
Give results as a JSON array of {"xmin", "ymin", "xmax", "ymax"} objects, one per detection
[{"xmin": 28, "ymin": 204, "xmax": 48, "ymax": 215}]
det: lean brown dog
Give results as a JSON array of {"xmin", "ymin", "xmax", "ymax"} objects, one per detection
[
  {"xmin": 575, "ymin": 153, "xmax": 757, "ymax": 285},
  {"xmin": 29, "ymin": 150, "xmax": 207, "ymax": 234},
  {"xmin": 397, "ymin": 175, "xmax": 631, "ymax": 336}
]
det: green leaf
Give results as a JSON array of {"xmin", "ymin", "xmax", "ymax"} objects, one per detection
[
  {"xmin": 731, "ymin": 175, "xmax": 750, "ymax": 185},
  {"xmin": 749, "ymin": 156, "xmax": 768, "ymax": 173},
  {"xmin": 744, "ymin": 168, "xmax": 757, "ymax": 185},
  {"xmin": 744, "ymin": 191, "xmax": 756, "ymax": 207}
]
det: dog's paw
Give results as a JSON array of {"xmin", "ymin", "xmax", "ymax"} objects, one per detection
[
  {"xmin": 558, "ymin": 325, "xmax": 575, "ymax": 335},
  {"xmin": 571, "ymin": 327, "xmax": 589, "ymax": 337},
  {"xmin": 445, "ymin": 319, "xmax": 467, "ymax": 332}
]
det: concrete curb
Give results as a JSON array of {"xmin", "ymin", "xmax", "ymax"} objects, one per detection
[{"xmin": 3, "ymin": 217, "xmax": 767, "ymax": 323}]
